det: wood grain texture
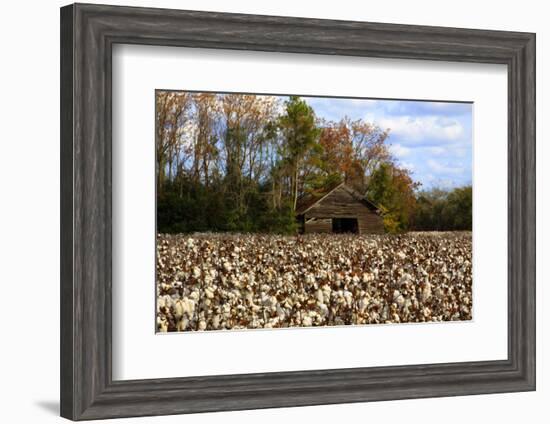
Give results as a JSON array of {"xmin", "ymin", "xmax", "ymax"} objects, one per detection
[
  {"xmin": 303, "ymin": 185, "xmax": 385, "ymax": 234},
  {"xmin": 60, "ymin": 3, "xmax": 536, "ymax": 420},
  {"xmin": 60, "ymin": 4, "xmax": 74, "ymax": 419},
  {"xmin": 304, "ymin": 218, "xmax": 332, "ymax": 233}
]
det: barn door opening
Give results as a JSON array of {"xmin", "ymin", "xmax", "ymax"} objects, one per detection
[{"xmin": 332, "ymin": 218, "xmax": 359, "ymax": 234}]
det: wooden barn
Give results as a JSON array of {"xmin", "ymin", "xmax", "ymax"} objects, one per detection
[{"xmin": 295, "ymin": 182, "xmax": 384, "ymax": 234}]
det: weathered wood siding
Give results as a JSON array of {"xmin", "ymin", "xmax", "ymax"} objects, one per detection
[
  {"xmin": 304, "ymin": 218, "xmax": 332, "ymax": 233},
  {"xmin": 303, "ymin": 185, "xmax": 384, "ymax": 234}
]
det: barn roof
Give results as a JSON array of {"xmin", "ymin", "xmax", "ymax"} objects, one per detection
[{"xmin": 295, "ymin": 182, "xmax": 382, "ymax": 215}]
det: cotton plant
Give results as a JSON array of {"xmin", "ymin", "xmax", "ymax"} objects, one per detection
[{"xmin": 156, "ymin": 232, "xmax": 472, "ymax": 332}]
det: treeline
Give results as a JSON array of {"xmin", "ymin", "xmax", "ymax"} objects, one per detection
[
  {"xmin": 412, "ymin": 186, "xmax": 472, "ymax": 231},
  {"xmin": 156, "ymin": 91, "xmax": 471, "ymax": 234}
]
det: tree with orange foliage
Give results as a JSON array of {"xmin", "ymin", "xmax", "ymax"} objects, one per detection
[{"xmin": 309, "ymin": 117, "xmax": 390, "ymax": 194}]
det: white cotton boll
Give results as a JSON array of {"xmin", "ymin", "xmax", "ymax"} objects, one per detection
[
  {"xmin": 358, "ymin": 297, "xmax": 368, "ymax": 313},
  {"xmin": 343, "ymin": 290, "xmax": 353, "ymax": 306},
  {"xmin": 198, "ymin": 320, "xmax": 207, "ymax": 330},
  {"xmin": 177, "ymin": 318, "xmax": 189, "ymax": 331},
  {"xmin": 421, "ymin": 282, "xmax": 432, "ymax": 302},
  {"xmin": 315, "ymin": 288, "xmax": 324, "ymax": 304},
  {"xmin": 212, "ymin": 315, "xmax": 220, "ymax": 329},
  {"xmin": 395, "ymin": 295, "xmax": 405, "ymax": 308},
  {"xmin": 173, "ymin": 299, "xmax": 184, "ymax": 319},
  {"xmin": 381, "ymin": 305, "xmax": 389, "ymax": 321},
  {"xmin": 157, "ymin": 316, "xmax": 168, "ymax": 332},
  {"xmin": 399, "ymin": 273, "xmax": 412, "ymax": 286},
  {"xmin": 157, "ymin": 232, "xmax": 471, "ymax": 331},
  {"xmin": 231, "ymin": 277, "xmax": 242, "ymax": 288},
  {"xmin": 204, "ymin": 287, "xmax": 215, "ymax": 299},
  {"xmin": 181, "ymin": 298, "xmax": 195, "ymax": 316},
  {"xmin": 163, "ymin": 295, "xmax": 174, "ymax": 309},
  {"xmin": 157, "ymin": 297, "xmax": 165, "ymax": 310},
  {"xmin": 261, "ymin": 294, "xmax": 276, "ymax": 308},
  {"xmin": 369, "ymin": 311, "xmax": 380, "ymax": 321},
  {"xmin": 276, "ymin": 304, "xmax": 286, "ymax": 320}
]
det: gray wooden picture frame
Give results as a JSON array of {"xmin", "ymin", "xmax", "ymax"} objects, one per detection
[{"xmin": 60, "ymin": 3, "xmax": 536, "ymax": 421}]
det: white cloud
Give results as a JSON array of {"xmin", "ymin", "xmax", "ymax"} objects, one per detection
[
  {"xmin": 427, "ymin": 146, "xmax": 446, "ymax": 155},
  {"xmin": 377, "ymin": 115, "xmax": 464, "ymax": 143},
  {"xmin": 427, "ymin": 159, "xmax": 464, "ymax": 175},
  {"xmin": 389, "ymin": 143, "xmax": 411, "ymax": 158},
  {"xmin": 400, "ymin": 161, "xmax": 415, "ymax": 172}
]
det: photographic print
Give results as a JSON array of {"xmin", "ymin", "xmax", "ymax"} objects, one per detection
[{"xmin": 155, "ymin": 91, "xmax": 473, "ymax": 333}]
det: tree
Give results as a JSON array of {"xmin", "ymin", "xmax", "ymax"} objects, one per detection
[
  {"xmin": 313, "ymin": 118, "xmax": 390, "ymax": 193},
  {"xmin": 219, "ymin": 94, "xmax": 281, "ymax": 225},
  {"xmin": 366, "ymin": 162, "xmax": 419, "ymax": 232},
  {"xmin": 191, "ymin": 93, "xmax": 220, "ymax": 187},
  {"xmin": 277, "ymin": 96, "xmax": 321, "ymax": 211},
  {"xmin": 444, "ymin": 186, "xmax": 472, "ymax": 230},
  {"xmin": 155, "ymin": 91, "xmax": 192, "ymax": 195},
  {"xmin": 412, "ymin": 186, "xmax": 472, "ymax": 231},
  {"xmin": 157, "ymin": 92, "xmax": 473, "ymax": 236}
]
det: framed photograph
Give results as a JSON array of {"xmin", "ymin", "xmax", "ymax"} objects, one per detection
[{"xmin": 60, "ymin": 3, "xmax": 535, "ymax": 420}]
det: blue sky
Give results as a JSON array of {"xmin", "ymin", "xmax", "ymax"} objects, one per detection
[{"xmin": 304, "ymin": 97, "xmax": 472, "ymax": 190}]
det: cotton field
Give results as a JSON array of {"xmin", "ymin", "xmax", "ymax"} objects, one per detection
[{"xmin": 156, "ymin": 232, "xmax": 472, "ymax": 332}]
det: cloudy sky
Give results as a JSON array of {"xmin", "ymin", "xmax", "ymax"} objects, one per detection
[{"xmin": 304, "ymin": 96, "xmax": 472, "ymax": 190}]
